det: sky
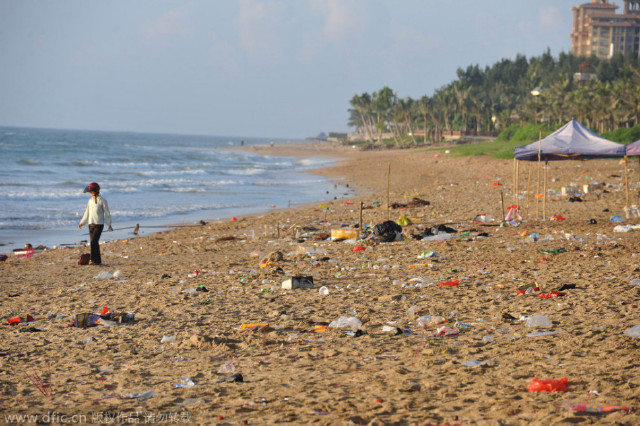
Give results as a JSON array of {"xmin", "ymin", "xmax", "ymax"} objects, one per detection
[{"xmin": 1, "ymin": 0, "xmax": 584, "ymax": 139}]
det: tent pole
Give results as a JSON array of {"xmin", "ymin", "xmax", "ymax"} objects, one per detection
[
  {"xmin": 536, "ymin": 130, "xmax": 542, "ymax": 219},
  {"xmin": 513, "ymin": 158, "xmax": 516, "ymax": 210},
  {"xmin": 543, "ymin": 160, "xmax": 548, "ymax": 220},
  {"xmin": 526, "ymin": 161, "xmax": 532, "ymax": 220},
  {"xmin": 625, "ymin": 155, "xmax": 630, "ymax": 209},
  {"xmin": 515, "ymin": 160, "xmax": 520, "ymax": 208}
]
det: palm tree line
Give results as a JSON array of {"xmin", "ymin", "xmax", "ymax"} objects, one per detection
[{"xmin": 348, "ymin": 50, "xmax": 640, "ymax": 146}]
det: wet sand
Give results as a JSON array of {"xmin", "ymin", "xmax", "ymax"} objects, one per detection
[{"xmin": 1, "ymin": 143, "xmax": 640, "ymax": 424}]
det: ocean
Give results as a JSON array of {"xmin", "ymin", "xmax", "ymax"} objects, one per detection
[{"xmin": 0, "ymin": 126, "xmax": 345, "ymax": 252}]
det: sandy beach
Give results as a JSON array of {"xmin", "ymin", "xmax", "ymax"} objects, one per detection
[{"xmin": 2, "ymin": 142, "xmax": 640, "ymax": 425}]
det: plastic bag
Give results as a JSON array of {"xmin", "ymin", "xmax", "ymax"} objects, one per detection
[
  {"xmin": 438, "ymin": 279, "xmax": 459, "ymax": 287},
  {"xmin": 528, "ymin": 377, "xmax": 568, "ymax": 392},
  {"xmin": 373, "ymin": 220, "xmax": 402, "ymax": 242},
  {"xmin": 525, "ymin": 315, "xmax": 552, "ymax": 327},
  {"xmin": 437, "ymin": 326, "xmax": 459, "ymax": 337},
  {"xmin": 624, "ymin": 324, "xmax": 640, "ymax": 337}
]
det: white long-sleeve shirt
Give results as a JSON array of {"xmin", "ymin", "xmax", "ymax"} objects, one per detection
[{"xmin": 79, "ymin": 195, "xmax": 112, "ymax": 227}]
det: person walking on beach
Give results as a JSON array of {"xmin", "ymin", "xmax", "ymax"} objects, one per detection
[{"xmin": 78, "ymin": 182, "xmax": 112, "ymax": 265}]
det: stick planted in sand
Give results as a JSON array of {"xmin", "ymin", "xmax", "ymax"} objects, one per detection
[
  {"xmin": 625, "ymin": 155, "xmax": 630, "ymax": 208},
  {"xmin": 543, "ymin": 160, "xmax": 548, "ymax": 219},
  {"xmin": 359, "ymin": 201, "xmax": 363, "ymax": 239},
  {"xmin": 536, "ymin": 129, "xmax": 542, "ymax": 219},
  {"xmin": 263, "ymin": 328, "xmax": 268, "ymax": 360},
  {"xmin": 387, "ymin": 163, "xmax": 391, "ymax": 220},
  {"xmin": 526, "ymin": 162, "xmax": 532, "ymax": 220},
  {"xmin": 323, "ymin": 209, "xmax": 328, "ymax": 232}
]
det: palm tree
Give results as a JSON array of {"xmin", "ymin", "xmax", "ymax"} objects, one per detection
[
  {"xmin": 417, "ymin": 96, "xmax": 431, "ymax": 144},
  {"xmin": 349, "ymin": 93, "xmax": 375, "ymax": 144},
  {"xmin": 372, "ymin": 87, "xmax": 396, "ymax": 145}
]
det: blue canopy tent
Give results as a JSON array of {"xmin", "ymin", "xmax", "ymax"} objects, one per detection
[{"xmin": 513, "ymin": 119, "xmax": 628, "ymax": 218}]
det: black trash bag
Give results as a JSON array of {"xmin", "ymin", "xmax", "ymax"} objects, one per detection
[
  {"xmin": 373, "ymin": 220, "xmax": 402, "ymax": 242},
  {"xmin": 427, "ymin": 224, "xmax": 457, "ymax": 235},
  {"xmin": 411, "ymin": 223, "xmax": 458, "ymax": 240}
]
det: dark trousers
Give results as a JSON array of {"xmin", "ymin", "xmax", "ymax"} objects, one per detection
[{"xmin": 89, "ymin": 224, "xmax": 104, "ymax": 265}]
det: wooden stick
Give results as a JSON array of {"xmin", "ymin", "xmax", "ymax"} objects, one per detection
[
  {"xmin": 500, "ymin": 191, "xmax": 505, "ymax": 220},
  {"xmin": 387, "ymin": 163, "xmax": 391, "ymax": 220},
  {"xmin": 515, "ymin": 159, "xmax": 520, "ymax": 207},
  {"xmin": 359, "ymin": 201, "xmax": 363, "ymax": 239},
  {"xmin": 513, "ymin": 158, "xmax": 516, "ymax": 207},
  {"xmin": 625, "ymin": 155, "xmax": 630, "ymax": 208},
  {"xmin": 323, "ymin": 208, "xmax": 328, "ymax": 232},
  {"xmin": 543, "ymin": 160, "xmax": 548, "ymax": 220},
  {"xmin": 536, "ymin": 130, "xmax": 542, "ymax": 219},
  {"xmin": 526, "ymin": 161, "xmax": 532, "ymax": 220}
]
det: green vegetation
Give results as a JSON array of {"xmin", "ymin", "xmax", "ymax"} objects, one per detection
[
  {"xmin": 427, "ymin": 139, "xmax": 524, "ymax": 159},
  {"xmin": 348, "ymin": 50, "xmax": 640, "ymax": 150},
  {"xmin": 602, "ymin": 126, "xmax": 640, "ymax": 144},
  {"xmin": 424, "ymin": 120, "xmax": 640, "ymax": 159}
]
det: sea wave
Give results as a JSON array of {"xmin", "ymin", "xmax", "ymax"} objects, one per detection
[
  {"xmin": 18, "ymin": 158, "xmax": 42, "ymax": 166},
  {"xmin": 224, "ymin": 167, "xmax": 265, "ymax": 176},
  {"xmin": 136, "ymin": 169, "xmax": 208, "ymax": 176},
  {"xmin": 0, "ymin": 188, "xmax": 82, "ymax": 199}
]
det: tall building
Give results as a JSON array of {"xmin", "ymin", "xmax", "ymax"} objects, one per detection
[{"xmin": 570, "ymin": 0, "xmax": 640, "ymax": 58}]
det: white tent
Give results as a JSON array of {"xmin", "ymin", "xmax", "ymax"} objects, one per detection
[
  {"xmin": 514, "ymin": 119, "xmax": 626, "ymax": 161},
  {"xmin": 513, "ymin": 119, "xmax": 629, "ymax": 219}
]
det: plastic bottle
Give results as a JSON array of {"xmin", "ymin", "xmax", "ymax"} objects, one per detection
[
  {"xmin": 406, "ymin": 305, "xmax": 419, "ymax": 317},
  {"xmin": 318, "ymin": 286, "xmax": 329, "ymax": 295},
  {"xmin": 525, "ymin": 315, "xmax": 552, "ymax": 327},
  {"xmin": 160, "ymin": 335, "xmax": 176, "ymax": 343},
  {"xmin": 416, "ymin": 315, "xmax": 445, "ymax": 328},
  {"xmin": 93, "ymin": 270, "xmax": 114, "ymax": 279},
  {"xmin": 173, "ymin": 377, "xmax": 195, "ymax": 388}
]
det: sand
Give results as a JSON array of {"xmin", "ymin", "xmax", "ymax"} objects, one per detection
[{"xmin": 1, "ymin": 142, "xmax": 640, "ymax": 425}]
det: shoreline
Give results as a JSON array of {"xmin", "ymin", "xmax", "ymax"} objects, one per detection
[
  {"xmin": 0, "ymin": 141, "xmax": 353, "ymax": 254},
  {"xmin": 2, "ymin": 147, "xmax": 640, "ymax": 423}
]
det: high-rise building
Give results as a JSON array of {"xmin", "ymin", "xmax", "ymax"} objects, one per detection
[{"xmin": 570, "ymin": 0, "xmax": 640, "ymax": 58}]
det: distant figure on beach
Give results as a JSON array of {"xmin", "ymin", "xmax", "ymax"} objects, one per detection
[
  {"xmin": 240, "ymin": 139, "xmax": 244, "ymax": 146},
  {"xmin": 270, "ymin": 141, "xmax": 274, "ymax": 148},
  {"xmin": 78, "ymin": 182, "xmax": 112, "ymax": 265}
]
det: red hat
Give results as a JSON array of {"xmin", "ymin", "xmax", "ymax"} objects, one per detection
[{"xmin": 84, "ymin": 182, "xmax": 100, "ymax": 193}]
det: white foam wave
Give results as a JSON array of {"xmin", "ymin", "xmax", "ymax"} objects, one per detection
[
  {"xmin": 161, "ymin": 187, "xmax": 208, "ymax": 193},
  {"xmin": 136, "ymin": 169, "xmax": 207, "ymax": 176},
  {"xmin": 225, "ymin": 168, "xmax": 265, "ymax": 176}
]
